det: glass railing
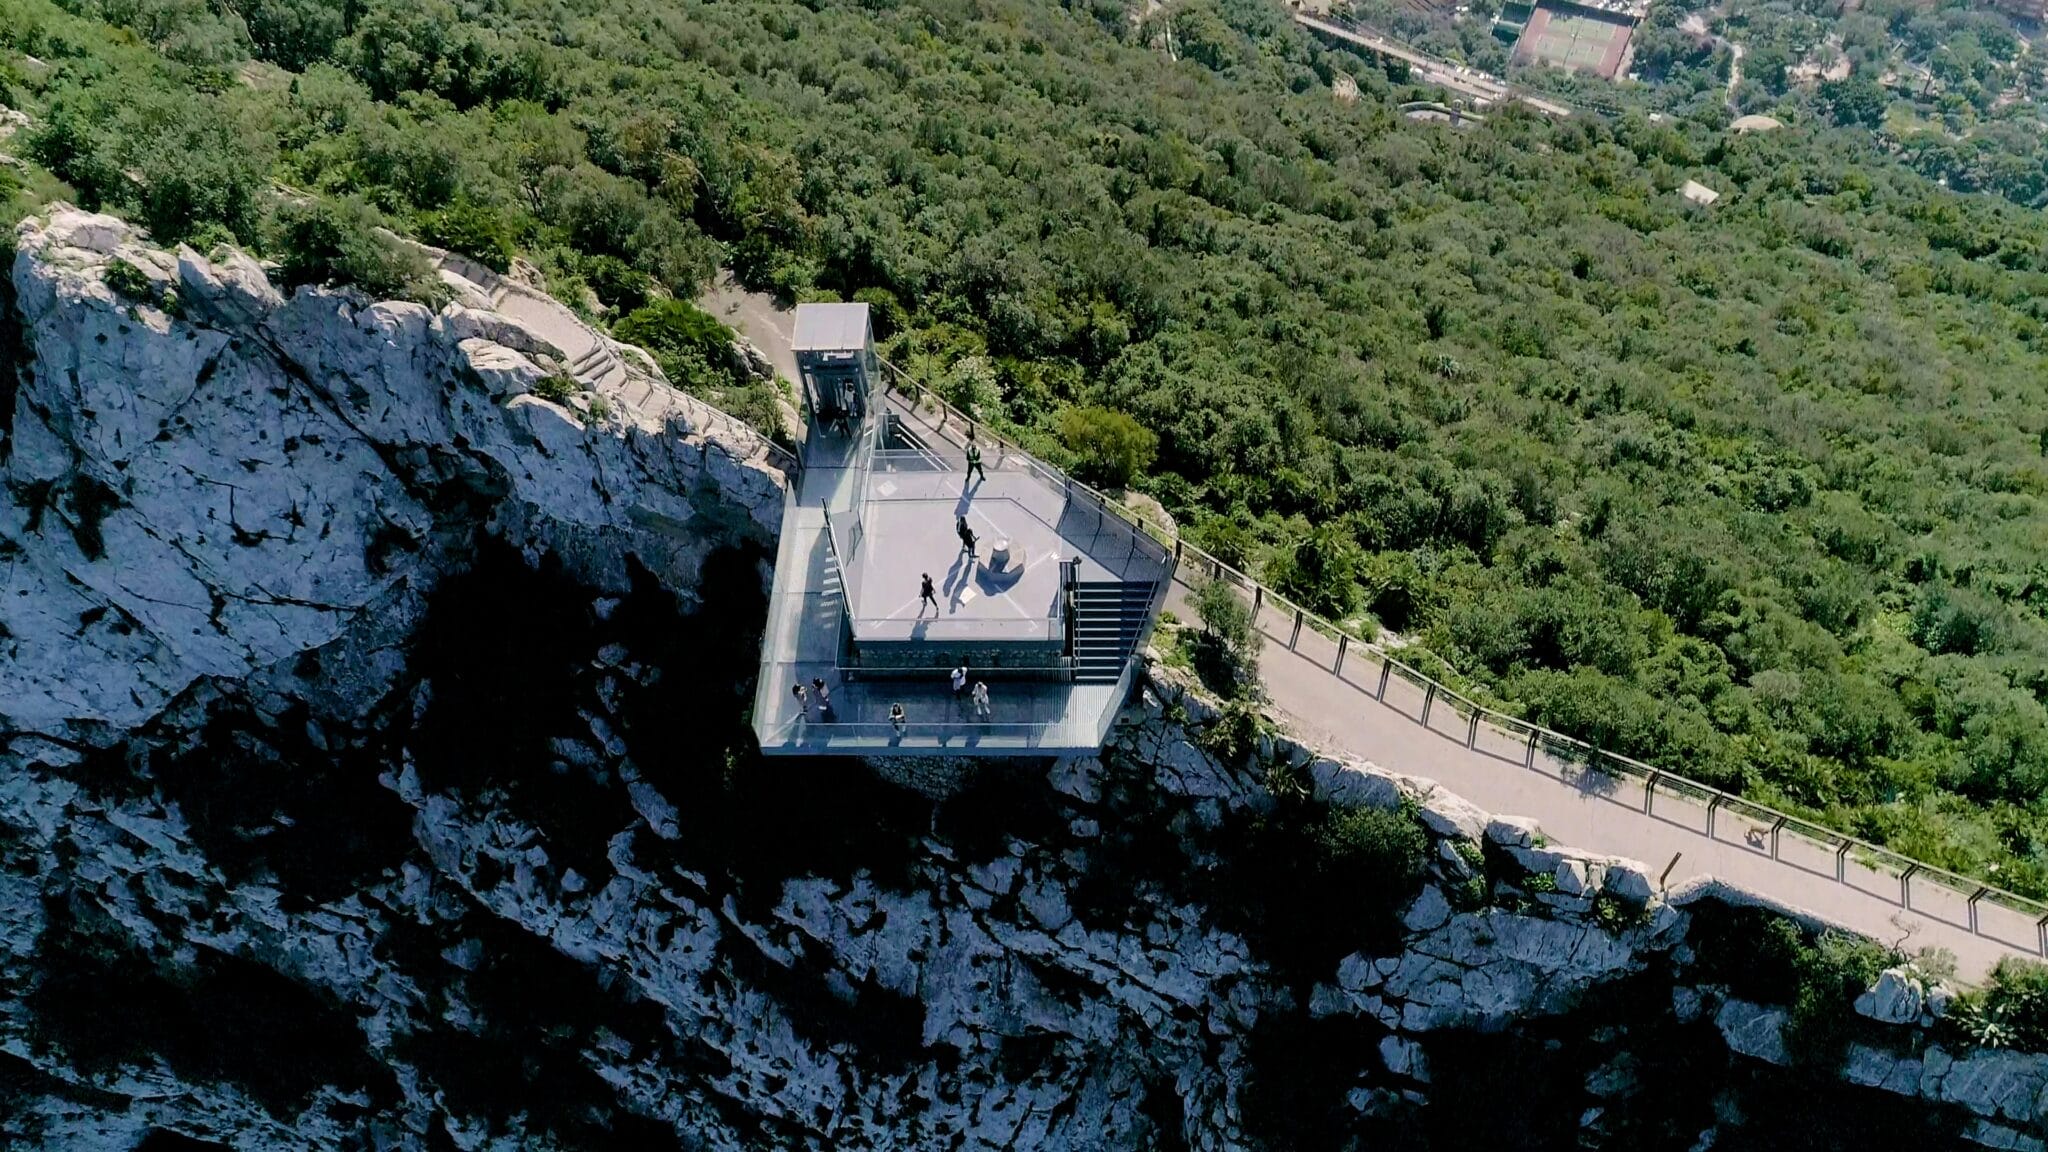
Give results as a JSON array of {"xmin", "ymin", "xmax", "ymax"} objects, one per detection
[
  {"xmin": 846, "ymin": 615, "xmax": 1063, "ymax": 642},
  {"xmin": 757, "ymin": 718, "xmax": 1060, "ymax": 749}
]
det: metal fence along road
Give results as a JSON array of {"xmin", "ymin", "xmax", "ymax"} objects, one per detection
[{"xmin": 874, "ymin": 358, "xmax": 2048, "ymax": 969}]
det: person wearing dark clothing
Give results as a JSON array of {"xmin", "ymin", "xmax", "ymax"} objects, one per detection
[
  {"xmin": 811, "ymin": 677, "xmax": 834, "ymax": 721},
  {"xmin": 957, "ymin": 515, "xmax": 977, "ymax": 556},
  {"xmin": 919, "ymin": 573, "xmax": 938, "ymax": 615},
  {"xmin": 889, "ymin": 702, "xmax": 907, "ymax": 740},
  {"xmin": 965, "ymin": 439, "xmax": 987, "ymax": 485}
]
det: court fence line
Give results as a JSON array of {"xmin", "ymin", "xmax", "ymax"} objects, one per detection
[{"xmin": 872, "ymin": 356, "xmax": 2048, "ymax": 959}]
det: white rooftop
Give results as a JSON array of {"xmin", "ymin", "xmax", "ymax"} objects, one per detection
[{"xmin": 792, "ymin": 302, "xmax": 871, "ymax": 353}]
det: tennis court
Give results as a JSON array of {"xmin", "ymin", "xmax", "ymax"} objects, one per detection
[{"xmin": 1514, "ymin": 5, "xmax": 1634, "ymax": 78}]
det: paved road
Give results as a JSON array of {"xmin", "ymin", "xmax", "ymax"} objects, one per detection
[
  {"xmin": 1165, "ymin": 581, "xmax": 2037, "ymax": 981},
  {"xmin": 1293, "ymin": 13, "xmax": 1576, "ymax": 118}
]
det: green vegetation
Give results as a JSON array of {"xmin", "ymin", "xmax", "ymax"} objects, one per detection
[
  {"xmin": 1948, "ymin": 957, "xmax": 2048, "ymax": 1050},
  {"xmin": 1059, "ymin": 405, "xmax": 1158, "ymax": 489},
  {"xmin": 613, "ymin": 299, "xmax": 786, "ymax": 444},
  {"xmin": 1689, "ymin": 901, "xmax": 1901, "ymax": 1065},
  {"xmin": 1191, "ymin": 577, "xmax": 1264, "ymax": 701},
  {"xmin": 6, "ymin": 0, "xmax": 2048, "ymax": 891},
  {"xmin": 1215, "ymin": 758, "xmax": 1433, "ymax": 984},
  {"xmin": 271, "ymin": 197, "xmax": 443, "ymax": 304},
  {"xmin": 529, "ymin": 374, "xmax": 577, "ymax": 406}
]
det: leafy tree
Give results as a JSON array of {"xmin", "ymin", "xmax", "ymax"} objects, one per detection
[
  {"xmin": 416, "ymin": 197, "xmax": 516, "ymax": 273},
  {"xmin": 1191, "ymin": 577, "xmax": 1263, "ymax": 700},
  {"xmin": 1270, "ymin": 524, "xmax": 1362, "ymax": 620},
  {"xmin": 1058, "ymin": 405, "xmax": 1158, "ymax": 489},
  {"xmin": 613, "ymin": 299, "xmax": 735, "ymax": 376},
  {"xmin": 270, "ymin": 196, "xmax": 441, "ymax": 303}
]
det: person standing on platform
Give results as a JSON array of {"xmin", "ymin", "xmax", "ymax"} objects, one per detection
[
  {"xmin": 792, "ymin": 682, "xmax": 809, "ymax": 721},
  {"xmin": 951, "ymin": 664, "xmax": 968, "ymax": 712},
  {"xmin": 889, "ymin": 702, "xmax": 907, "ymax": 740},
  {"xmin": 965, "ymin": 438, "xmax": 987, "ymax": 486},
  {"xmin": 919, "ymin": 572, "xmax": 938, "ymax": 615},
  {"xmin": 811, "ymin": 677, "xmax": 834, "ymax": 721},
  {"xmin": 956, "ymin": 516, "xmax": 977, "ymax": 557},
  {"xmin": 971, "ymin": 680, "xmax": 991, "ymax": 722}
]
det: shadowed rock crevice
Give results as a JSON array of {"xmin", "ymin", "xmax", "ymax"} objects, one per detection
[{"xmin": 26, "ymin": 893, "xmax": 395, "ymax": 1116}]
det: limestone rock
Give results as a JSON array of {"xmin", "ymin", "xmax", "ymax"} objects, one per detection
[
  {"xmin": 1402, "ymin": 886, "xmax": 1453, "ymax": 933},
  {"xmin": 1486, "ymin": 815, "xmax": 1542, "ymax": 848},
  {"xmin": 1854, "ymin": 967, "xmax": 1925, "ymax": 1025},
  {"xmin": 1715, "ymin": 1000, "xmax": 1789, "ymax": 1066}
]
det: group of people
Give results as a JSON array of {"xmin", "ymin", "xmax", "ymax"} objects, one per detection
[
  {"xmin": 796, "ymin": 664, "xmax": 995, "ymax": 739},
  {"xmin": 883, "ymin": 666, "xmax": 991, "ymax": 737},
  {"xmin": 791, "ymin": 677, "xmax": 835, "ymax": 722}
]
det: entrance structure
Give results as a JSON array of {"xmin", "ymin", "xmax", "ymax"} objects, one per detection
[{"xmin": 753, "ymin": 303, "xmax": 1171, "ymax": 756}]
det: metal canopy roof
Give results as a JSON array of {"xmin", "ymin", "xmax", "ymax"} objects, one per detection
[{"xmin": 792, "ymin": 303, "xmax": 871, "ymax": 354}]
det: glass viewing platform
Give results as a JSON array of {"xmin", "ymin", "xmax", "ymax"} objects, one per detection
[{"xmin": 752, "ymin": 303, "xmax": 1172, "ymax": 757}]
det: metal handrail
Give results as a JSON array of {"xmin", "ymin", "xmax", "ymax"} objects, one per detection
[{"xmin": 872, "ymin": 355, "xmax": 2048, "ymax": 952}]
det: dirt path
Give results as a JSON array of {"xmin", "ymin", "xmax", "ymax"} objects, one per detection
[{"xmin": 698, "ymin": 271, "xmax": 799, "ymax": 385}]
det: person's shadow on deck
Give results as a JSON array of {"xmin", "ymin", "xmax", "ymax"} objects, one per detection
[{"xmin": 945, "ymin": 553, "xmax": 971, "ymax": 612}]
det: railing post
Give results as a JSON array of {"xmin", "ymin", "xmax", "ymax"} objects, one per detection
[
  {"xmin": 2038, "ymin": 913, "xmax": 2048, "ymax": 957},
  {"xmin": 1290, "ymin": 609, "xmax": 1303, "ymax": 649},
  {"xmin": 1466, "ymin": 710, "xmax": 1480, "ymax": 749},
  {"xmin": 1900, "ymin": 863, "xmax": 1920, "ymax": 910},
  {"xmin": 1525, "ymin": 728, "xmax": 1538, "ymax": 768},
  {"xmin": 1643, "ymin": 771, "xmax": 1660, "ymax": 816},
  {"xmin": 1768, "ymin": 815, "xmax": 1789, "ymax": 859},
  {"xmin": 1253, "ymin": 585, "xmax": 1264, "ymax": 614},
  {"xmin": 1421, "ymin": 683, "xmax": 1436, "ymax": 726},
  {"xmin": 1835, "ymin": 840, "xmax": 1852, "ymax": 884},
  {"xmin": 1335, "ymin": 634, "xmax": 1348, "ymax": 675},
  {"xmin": 1706, "ymin": 794, "xmax": 1724, "ymax": 840},
  {"xmin": 1173, "ymin": 538, "xmax": 1183, "ymax": 563},
  {"xmin": 1376, "ymin": 662, "xmax": 1392, "ymax": 700},
  {"xmin": 1970, "ymin": 887, "xmax": 1989, "ymax": 935}
]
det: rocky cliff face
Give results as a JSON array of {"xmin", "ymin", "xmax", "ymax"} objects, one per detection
[{"xmin": 0, "ymin": 211, "xmax": 2031, "ymax": 1152}]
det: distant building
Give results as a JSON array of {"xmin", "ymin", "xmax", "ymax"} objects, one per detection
[{"xmin": 1680, "ymin": 179, "xmax": 1721, "ymax": 206}]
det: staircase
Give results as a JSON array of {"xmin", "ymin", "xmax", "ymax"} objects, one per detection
[{"xmin": 1071, "ymin": 580, "xmax": 1155, "ymax": 683}]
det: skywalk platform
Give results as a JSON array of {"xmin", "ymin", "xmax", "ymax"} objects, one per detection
[{"xmin": 752, "ymin": 304, "xmax": 1170, "ymax": 757}]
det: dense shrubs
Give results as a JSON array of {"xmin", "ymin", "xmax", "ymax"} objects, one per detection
[
  {"xmin": 270, "ymin": 197, "xmax": 441, "ymax": 303},
  {"xmin": 1211, "ymin": 763, "xmax": 1432, "ymax": 987},
  {"xmin": 1687, "ymin": 902, "xmax": 1901, "ymax": 1065},
  {"xmin": 1190, "ymin": 577, "xmax": 1263, "ymax": 701},
  {"xmin": 1948, "ymin": 958, "xmax": 2048, "ymax": 1051},
  {"xmin": 29, "ymin": 86, "xmax": 263, "ymax": 245},
  {"xmin": 613, "ymin": 299, "xmax": 732, "ymax": 369},
  {"xmin": 1058, "ymin": 405, "xmax": 1157, "ymax": 489},
  {"xmin": 415, "ymin": 197, "xmax": 515, "ymax": 273}
]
